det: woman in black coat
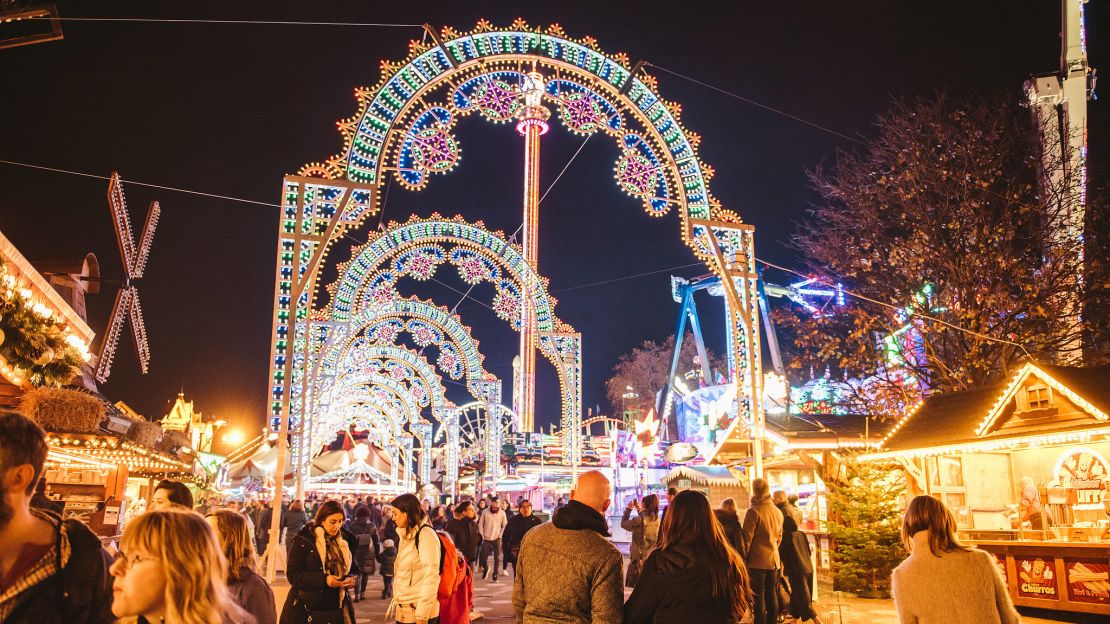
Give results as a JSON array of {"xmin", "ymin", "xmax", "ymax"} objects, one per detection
[
  {"xmin": 625, "ymin": 490, "xmax": 753, "ymax": 624},
  {"xmin": 280, "ymin": 500, "xmax": 357, "ymax": 624},
  {"xmin": 714, "ymin": 498, "xmax": 747, "ymax": 560},
  {"xmin": 346, "ymin": 506, "xmax": 381, "ymax": 602},
  {"xmin": 777, "ymin": 498, "xmax": 818, "ymax": 623}
]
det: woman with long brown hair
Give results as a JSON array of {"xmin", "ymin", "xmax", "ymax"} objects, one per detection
[
  {"xmin": 281, "ymin": 499, "xmax": 357, "ymax": 624},
  {"xmin": 891, "ymin": 496, "xmax": 1018, "ymax": 624},
  {"xmin": 624, "ymin": 490, "xmax": 752, "ymax": 623},
  {"xmin": 207, "ymin": 509, "xmax": 277, "ymax": 624}
]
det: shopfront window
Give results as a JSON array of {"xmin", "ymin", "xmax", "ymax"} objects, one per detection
[{"xmin": 928, "ymin": 455, "xmax": 967, "ymax": 518}]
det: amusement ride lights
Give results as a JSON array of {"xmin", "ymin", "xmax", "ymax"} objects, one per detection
[{"xmin": 515, "ymin": 67, "xmax": 551, "ymax": 434}]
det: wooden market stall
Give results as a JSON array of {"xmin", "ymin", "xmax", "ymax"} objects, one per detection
[
  {"xmin": 861, "ymin": 362, "xmax": 1110, "ymax": 616},
  {"xmin": 23, "ymin": 386, "xmax": 202, "ymax": 539}
]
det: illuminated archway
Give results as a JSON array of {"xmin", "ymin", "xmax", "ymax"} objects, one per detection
[
  {"xmin": 341, "ymin": 296, "xmax": 494, "ymax": 397},
  {"xmin": 324, "ymin": 215, "xmax": 581, "ymax": 464},
  {"xmin": 268, "ymin": 22, "xmax": 763, "ymax": 494}
]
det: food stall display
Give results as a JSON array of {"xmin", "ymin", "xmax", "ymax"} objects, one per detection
[
  {"xmin": 45, "ymin": 432, "xmax": 200, "ymax": 536},
  {"xmin": 862, "ymin": 363, "xmax": 1110, "ymax": 616},
  {"xmin": 19, "ymin": 385, "xmax": 201, "ymax": 539}
]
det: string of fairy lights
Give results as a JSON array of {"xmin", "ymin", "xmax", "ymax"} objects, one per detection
[
  {"xmin": 0, "ymin": 153, "xmax": 1030, "ymax": 356},
  {"xmin": 0, "ymin": 17, "xmax": 1061, "ymax": 454}
]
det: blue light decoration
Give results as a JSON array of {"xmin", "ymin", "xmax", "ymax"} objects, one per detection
[{"xmin": 789, "ymin": 373, "xmax": 851, "ymax": 416}]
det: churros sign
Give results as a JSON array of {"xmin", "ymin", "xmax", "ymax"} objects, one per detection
[
  {"xmin": 1018, "ymin": 557, "xmax": 1057, "ymax": 599},
  {"xmin": 1066, "ymin": 559, "xmax": 1110, "ymax": 605}
]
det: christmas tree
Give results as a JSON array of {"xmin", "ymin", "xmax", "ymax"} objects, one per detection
[{"xmin": 827, "ymin": 457, "xmax": 906, "ymax": 597}]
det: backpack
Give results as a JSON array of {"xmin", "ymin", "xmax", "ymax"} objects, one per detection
[
  {"xmin": 415, "ymin": 525, "xmax": 461, "ymax": 601},
  {"xmin": 641, "ymin": 516, "xmax": 660, "ymax": 560}
]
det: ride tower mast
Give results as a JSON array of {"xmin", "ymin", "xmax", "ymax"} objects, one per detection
[{"xmin": 515, "ymin": 66, "xmax": 551, "ymax": 433}]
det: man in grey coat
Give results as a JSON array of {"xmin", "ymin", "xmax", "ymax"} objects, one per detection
[{"xmin": 512, "ymin": 470, "xmax": 623, "ymax": 624}]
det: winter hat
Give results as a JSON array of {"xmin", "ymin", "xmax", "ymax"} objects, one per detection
[{"xmin": 383, "ymin": 539, "xmax": 395, "ymax": 549}]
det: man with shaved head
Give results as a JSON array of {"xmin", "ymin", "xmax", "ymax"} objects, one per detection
[{"xmin": 512, "ymin": 470, "xmax": 623, "ymax": 624}]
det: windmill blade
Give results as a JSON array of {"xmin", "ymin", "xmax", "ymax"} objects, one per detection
[
  {"xmin": 95, "ymin": 286, "xmax": 135, "ymax": 383},
  {"xmin": 107, "ymin": 172, "xmax": 138, "ymax": 279},
  {"xmin": 131, "ymin": 201, "xmax": 160, "ymax": 279},
  {"xmin": 128, "ymin": 289, "xmax": 151, "ymax": 374}
]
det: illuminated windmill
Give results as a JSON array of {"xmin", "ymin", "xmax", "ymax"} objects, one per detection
[{"xmin": 95, "ymin": 172, "xmax": 159, "ymax": 383}]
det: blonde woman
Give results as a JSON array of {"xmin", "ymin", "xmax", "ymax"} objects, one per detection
[
  {"xmin": 110, "ymin": 508, "xmax": 251, "ymax": 624},
  {"xmin": 207, "ymin": 510, "xmax": 277, "ymax": 624},
  {"xmin": 891, "ymin": 496, "xmax": 1019, "ymax": 624}
]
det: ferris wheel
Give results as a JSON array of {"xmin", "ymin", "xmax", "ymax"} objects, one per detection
[{"xmin": 437, "ymin": 401, "xmax": 516, "ymax": 455}]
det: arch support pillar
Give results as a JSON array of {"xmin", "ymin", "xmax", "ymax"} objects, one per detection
[
  {"xmin": 436, "ymin": 407, "xmax": 461, "ymax": 498},
  {"xmin": 539, "ymin": 331, "xmax": 582, "ymax": 472},
  {"xmin": 689, "ymin": 219, "xmax": 763, "ymax": 476},
  {"xmin": 477, "ymin": 380, "xmax": 502, "ymax": 488},
  {"xmin": 401, "ymin": 434, "xmax": 415, "ymax": 491},
  {"xmin": 414, "ymin": 420, "xmax": 433, "ymax": 487}
]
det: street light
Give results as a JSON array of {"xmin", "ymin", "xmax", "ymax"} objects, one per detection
[{"xmin": 221, "ymin": 428, "xmax": 244, "ymax": 447}]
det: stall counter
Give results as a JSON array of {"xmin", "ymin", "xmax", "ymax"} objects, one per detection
[{"xmin": 972, "ymin": 539, "xmax": 1110, "ymax": 616}]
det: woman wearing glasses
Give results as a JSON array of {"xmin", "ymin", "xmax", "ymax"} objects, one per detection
[{"xmin": 110, "ymin": 508, "xmax": 250, "ymax": 624}]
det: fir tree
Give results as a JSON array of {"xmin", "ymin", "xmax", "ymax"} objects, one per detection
[{"xmin": 827, "ymin": 457, "xmax": 906, "ymax": 596}]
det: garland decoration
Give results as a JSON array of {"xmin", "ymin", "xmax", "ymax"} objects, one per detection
[{"xmin": 0, "ymin": 261, "xmax": 85, "ymax": 387}]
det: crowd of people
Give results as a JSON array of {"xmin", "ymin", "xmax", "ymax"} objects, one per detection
[{"xmin": 1, "ymin": 409, "xmax": 1023, "ymax": 624}]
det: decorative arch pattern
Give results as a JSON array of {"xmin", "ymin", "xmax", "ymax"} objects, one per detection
[
  {"xmin": 344, "ymin": 296, "xmax": 494, "ymax": 396},
  {"xmin": 311, "ymin": 21, "xmax": 718, "ymax": 226},
  {"xmin": 328, "ymin": 214, "xmax": 555, "ymax": 333},
  {"xmin": 268, "ymin": 22, "xmax": 762, "ymax": 487},
  {"xmin": 322, "ymin": 216, "xmax": 581, "ymax": 462}
]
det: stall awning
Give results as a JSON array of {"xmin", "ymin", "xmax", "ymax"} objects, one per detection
[{"xmin": 662, "ymin": 465, "xmax": 741, "ymax": 486}]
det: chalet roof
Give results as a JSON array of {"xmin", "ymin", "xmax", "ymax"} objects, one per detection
[
  {"xmin": 881, "ymin": 385, "xmax": 1004, "ymax": 452},
  {"xmin": 1036, "ymin": 364, "xmax": 1110, "ymax": 416},
  {"xmin": 875, "ymin": 364, "xmax": 1110, "ymax": 456}
]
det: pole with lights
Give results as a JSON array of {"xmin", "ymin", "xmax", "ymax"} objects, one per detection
[{"xmin": 515, "ymin": 66, "xmax": 550, "ymax": 434}]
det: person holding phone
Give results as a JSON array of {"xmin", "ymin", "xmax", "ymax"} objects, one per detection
[{"xmin": 281, "ymin": 500, "xmax": 357, "ymax": 624}]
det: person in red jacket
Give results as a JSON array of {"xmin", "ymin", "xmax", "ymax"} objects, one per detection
[{"xmin": 437, "ymin": 532, "xmax": 474, "ymax": 624}]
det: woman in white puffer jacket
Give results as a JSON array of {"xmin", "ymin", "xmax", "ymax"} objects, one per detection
[{"xmin": 388, "ymin": 493, "xmax": 442, "ymax": 624}]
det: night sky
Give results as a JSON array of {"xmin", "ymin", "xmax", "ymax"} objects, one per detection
[{"xmin": 1, "ymin": 1, "xmax": 1105, "ymax": 444}]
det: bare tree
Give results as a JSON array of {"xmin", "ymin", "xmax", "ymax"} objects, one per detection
[
  {"xmin": 774, "ymin": 93, "xmax": 1106, "ymax": 417},
  {"xmin": 605, "ymin": 332, "xmax": 724, "ymax": 417}
]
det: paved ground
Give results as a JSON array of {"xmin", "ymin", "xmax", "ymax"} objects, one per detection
[{"xmin": 272, "ymin": 551, "xmax": 1088, "ymax": 624}]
